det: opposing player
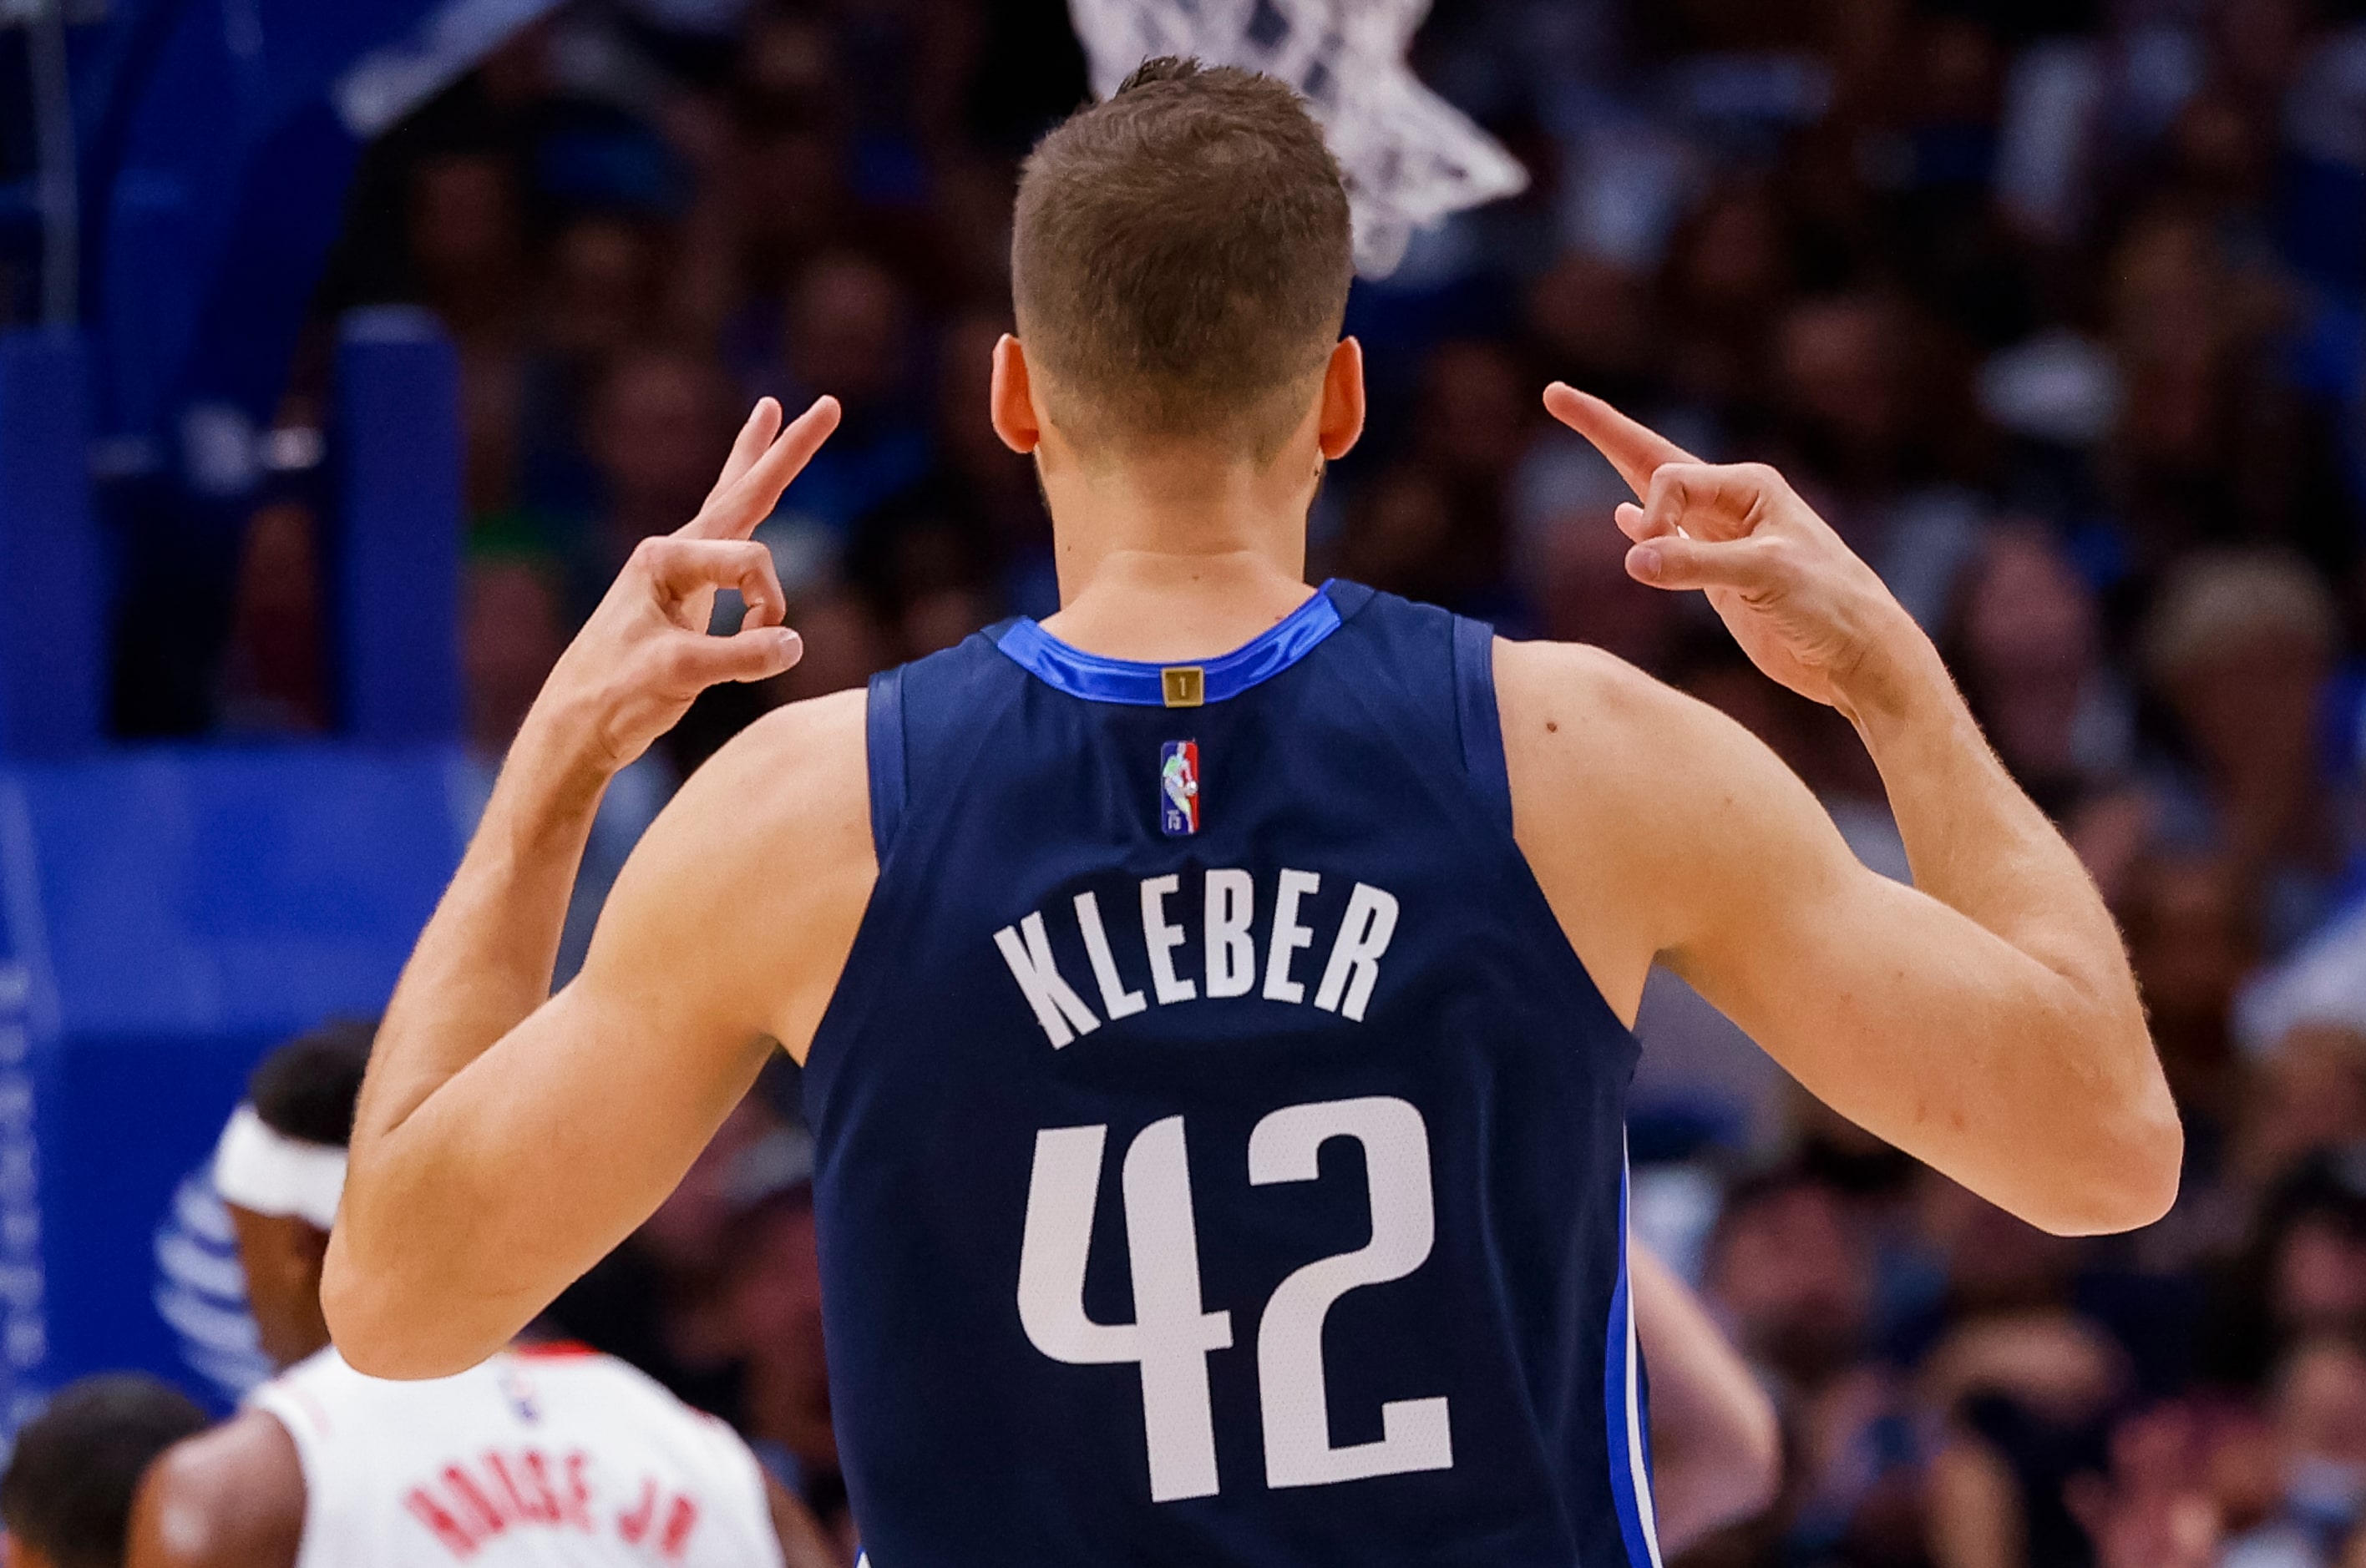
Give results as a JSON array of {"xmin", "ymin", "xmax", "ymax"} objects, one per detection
[
  {"xmin": 326, "ymin": 58, "xmax": 2177, "ymax": 1566},
  {"xmin": 128, "ymin": 1025, "xmax": 836, "ymax": 1568},
  {"xmin": 2, "ymin": 1375, "xmax": 208, "ymax": 1568}
]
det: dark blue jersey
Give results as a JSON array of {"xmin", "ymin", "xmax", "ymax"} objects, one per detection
[{"xmin": 803, "ymin": 581, "xmax": 1661, "ymax": 1567}]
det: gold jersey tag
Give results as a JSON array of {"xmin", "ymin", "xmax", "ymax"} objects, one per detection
[{"xmin": 1161, "ymin": 666, "xmax": 1205, "ymax": 707}]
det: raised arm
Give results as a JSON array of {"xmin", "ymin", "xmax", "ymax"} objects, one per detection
[
  {"xmin": 1502, "ymin": 386, "xmax": 2180, "ymax": 1237},
  {"xmin": 324, "ymin": 397, "xmax": 877, "ymax": 1379}
]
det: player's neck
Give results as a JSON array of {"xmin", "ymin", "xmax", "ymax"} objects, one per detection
[{"xmin": 1037, "ymin": 447, "xmax": 1317, "ymax": 663}]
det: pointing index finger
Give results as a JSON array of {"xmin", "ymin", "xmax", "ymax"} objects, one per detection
[{"xmin": 1543, "ymin": 382, "xmax": 1699, "ymax": 498}]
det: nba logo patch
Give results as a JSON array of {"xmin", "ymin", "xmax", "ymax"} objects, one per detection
[{"xmin": 1159, "ymin": 741, "xmax": 1200, "ymax": 836}]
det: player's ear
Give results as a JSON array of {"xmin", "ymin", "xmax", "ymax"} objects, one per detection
[
  {"xmin": 1318, "ymin": 337, "xmax": 1365, "ymax": 461},
  {"xmin": 990, "ymin": 334, "xmax": 1042, "ymax": 456}
]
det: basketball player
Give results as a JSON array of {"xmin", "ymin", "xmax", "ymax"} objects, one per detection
[
  {"xmin": 326, "ymin": 58, "xmax": 2179, "ymax": 1566},
  {"xmin": 2, "ymin": 1375, "xmax": 207, "ymax": 1568},
  {"xmin": 125, "ymin": 1025, "xmax": 838, "ymax": 1568}
]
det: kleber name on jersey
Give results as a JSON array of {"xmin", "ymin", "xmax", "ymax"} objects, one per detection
[{"xmin": 992, "ymin": 866, "xmax": 1401, "ymax": 1048}]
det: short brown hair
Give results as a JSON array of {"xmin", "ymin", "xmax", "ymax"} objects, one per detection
[{"xmin": 1012, "ymin": 57, "xmax": 1352, "ymax": 457}]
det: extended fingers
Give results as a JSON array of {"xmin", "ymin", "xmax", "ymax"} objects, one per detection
[
  {"xmin": 1543, "ymin": 382, "xmax": 1699, "ymax": 494},
  {"xmin": 1548, "ymin": 383, "xmax": 1794, "ymax": 548},
  {"xmin": 701, "ymin": 398, "xmax": 785, "ymax": 509},
  {"xmin": 683, "ymin": 396, "xmax": 843, "ymax": 541}
]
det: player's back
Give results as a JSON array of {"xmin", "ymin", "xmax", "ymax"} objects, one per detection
[
  {"xmin": 806, "ymin": 581, "xmax": 1659, "ymax": 1567},
  {"xmin": 247, "ymin": 1343, "xmax": 783, "ymax": 1568}
]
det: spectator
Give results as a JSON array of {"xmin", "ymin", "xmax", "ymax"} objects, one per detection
[
  {"xmin": 2220, "ymin": 1335, "xmax": 2366, "ymax": 1568},
  {"xmin": 539, "ymin": 215, "xmax": 671, "ymax": 374},
  {"xmin": 408, "ymin": 152, "xmax": 533, "ymax": 518},
  {"xmin": 571, "ymin": 343, "xmax": 742, "ymax": 619},
  {"xmin": 459, "ymin": 553, "xmax": 570, "ymax": 755},
  {"xmin": 1923, "ymin": 1310, "xmax": 2128, "ymax": 1568},
  {"xmin": 722, "ymin": 1184, "xmax": 846, "ymax": 1550},
  {"xmin": 845, "ymin": 307, "xmax": 1046, "ymax": 645},
  {"xmin": 2066, "ymin": 1403, "xmax": 2235, "ymax": 1568},
  {"xmin": 762, "ymin": 252, "xmax": 933, "ymax": 539},
  {"xmin": 1656, "ymin": 180, "xmax": 1793, "ymax": 422},
  {"xmin": 1708, "ymin": 1171, "xmax": 1873, "ymax": 1395},
  {"xmin": 2140, "ymin": 549, "xmax": 2347, "ymax": 954},
  {"xmin": 1945, "ymin": 523, "xmax": 2133, "ymax": 815},
  {"xmin": 1407, "ymin": 338, "xmax": 1534, "ymax": 614},
  {"xmin": 2121, "ymin": 853, "xmax": 2257, "ymax": 1138},
  {"xmin": 217, "ymin": 502, "xmax": 328, "ymax": 736},
  {"xmin": 1771, "ymin": 290, "xmax": 1985, "ymax": 629},
  {"xmin": 1336, "ymin": 463, "xmax": 1464, "ymax": 609},
  {"xmin": 2206, "ymin": 1157, "xmax": 2366, "ymax": 1389}
]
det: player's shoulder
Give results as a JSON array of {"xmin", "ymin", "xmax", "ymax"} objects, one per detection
[
  {"xmin": 1496, "ymin": 630, "xmax": 1856, "ymax": 907},
  {"xmin": 128, "ymin": 1409, "xmax": 306, "ymax": 1568},
  {"xmin": 1492, "ymin": 636, "xmax": 1792, "ymax": 1012},
  {"xmin": 1493, "ymin": 635, "xmax": 1719, "ymax": 781},
  {"xmin": 589, "ymin": 685, "xmax": 876, "ymax": 1029},
  {"xmin": 709, "ymin": 685, "xmax": 869, "ymax": 786},
  {"xmin": 656, "ymin": 687, "xmax": 870, "ymax": 851},
  {"xmin": 1491, "ymin": 633, "xmax": 1649, "ymax": 698},
  {"xmin": 151, "ymin": 1405, "xmax": 303, "ymax": 1480},
  {"xmin": 1492, "ymin": 635, "xmax": 1787, "ymax": 876}
]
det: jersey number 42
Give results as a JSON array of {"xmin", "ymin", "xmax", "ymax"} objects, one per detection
[{"xmin": 1016, "ymin": 1095, "xmax": 1452, "ymax": 1502}]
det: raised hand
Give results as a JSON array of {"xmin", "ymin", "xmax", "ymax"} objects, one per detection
[
  {"xmin": 1543, "ymin": 382, "xmax": 1924, "ymax": 718},
  {"xmin": 534, "ymin": 394, "xmax": 842, "ymax": 771}
]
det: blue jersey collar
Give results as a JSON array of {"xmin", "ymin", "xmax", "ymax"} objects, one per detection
[{"xmin": 991, "ymin": 582, "xmax": 1345, "ymax": 706}]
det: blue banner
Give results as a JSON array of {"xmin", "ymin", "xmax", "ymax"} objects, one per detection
[{"xmin": 0, "ymin": 747, "xmax": 466, "ymax": 1433}]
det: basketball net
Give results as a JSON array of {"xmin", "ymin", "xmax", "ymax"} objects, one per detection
[{"xmin": 1065, "ymin": 0, "xmax": 1528, "ymax": 278}]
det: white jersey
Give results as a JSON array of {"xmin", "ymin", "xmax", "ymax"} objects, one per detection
[{"xmin": 249, "ymin": 1343, "xmax": 785, "ymax": 1568}]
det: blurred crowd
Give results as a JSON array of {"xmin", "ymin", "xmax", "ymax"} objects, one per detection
[{"xmin": 180, "ymin": 0, "xmax": 2366, "ymax": 1564}]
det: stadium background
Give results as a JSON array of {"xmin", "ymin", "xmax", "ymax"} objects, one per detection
[{"xmin": 6, "ymin": 0, "xmax": 2366, "ymax": 1563}]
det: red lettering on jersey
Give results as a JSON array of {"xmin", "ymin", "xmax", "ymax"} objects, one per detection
[
  {"xmin": 520, "ymin": 1449, "xmax": 574, "ymax": 1530},
  {"xmin": 658, "ymin": 1493, "xmax": 701, "ymax": 1560},
  {"xmin": 617, "ymin": 1478, "xmax": 658, "ymax": 1545},
  {"xmin": 443, "ymin": 1464, "xmax": 510, "ymax": 1536},
  {"xmin": 403, "ymin": 1487, "xmax": 482, "ymax": 1557},
  {"xmin": 484, "ymin": 1451, "xmax": 547, "ymax": 1524},
  {"xmin": 565, "ymin": 1450, "xmax": 597, "ymax": 1531}
]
